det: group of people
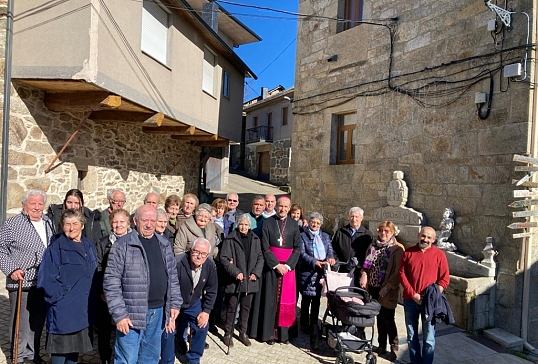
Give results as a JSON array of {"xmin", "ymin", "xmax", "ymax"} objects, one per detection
[{"xmin": 0, "ymin": 187, "xmax": 450, "ymax": 364}]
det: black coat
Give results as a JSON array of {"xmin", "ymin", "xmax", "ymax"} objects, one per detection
[
  {"xmin": 331, "ymin": 224, "xmax": 374, "ymax": 272},
  {"xmin": 47, "ymin": 204, "xmax": 103, "ymax": 245},
  {"xmin": 176, "ymin": 252, "xmax": 217, "ymax": 313},
  {"xmin": 219, "ymin": 229, "xmax": 264, "ymax": 294}
]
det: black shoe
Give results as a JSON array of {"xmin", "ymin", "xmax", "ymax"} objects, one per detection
[
  {"xmin": 222, "ymin": 335, "xmax": 234, "ymax": 347},
  {"xmin": 238, "ymin": 333, "xmax": 251, "ymax": 347},
  {"xmin": 280, "ymin": 339, "xmax": 289, "ymax": 345},
  {"xmin": 267, "ymin": 339, "xmax": 275, "ymax": 345},
  {"xmin": 205, "ymin": 342, "xmax": 210, "ymax": 349},
  {"xmin": 177, "ymin": 340, "xmax": 187, "ymax": 355}
]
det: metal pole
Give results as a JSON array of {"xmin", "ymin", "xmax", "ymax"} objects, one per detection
[{"xmin": 0, "ymin": 0, "xmax": 14, "ymax": 226}]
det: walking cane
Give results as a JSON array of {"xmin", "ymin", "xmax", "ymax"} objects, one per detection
[
  {"xmin": 12, "ymin": 279, "xmax": 22, "ymax": 364},
  {"xmin": 226, "ymin": 279, "xmax": 244, "ymax": 355}
]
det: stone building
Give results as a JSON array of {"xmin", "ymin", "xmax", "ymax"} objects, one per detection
[
  {"xmin": 243, "ymin": 86, "xmax": 293, "ymax": 185},
  {"xmin": 293, "ymin": 0, "xmax": 538, "ymax": 346},
  {"xmin": 0, "ymin": 0, "xmax": 259, "ymax": 213}
]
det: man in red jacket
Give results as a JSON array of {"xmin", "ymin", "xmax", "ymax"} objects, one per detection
[{"xmin": 399, "ymin": 226, "xmax": 449, "ymax": 364}]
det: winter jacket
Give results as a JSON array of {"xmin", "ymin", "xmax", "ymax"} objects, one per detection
[
  {"xmin": 176, "ymin": 252, "xmax": 217, "ymax": 313},
  {"xmin": 99, "ymin": 208, "xmax": 111, "ymax": 237},
  {"xmin": 219, "ymin": 230, "xmax": 264, "ymax": 294},
  {"xmin": 174, "ymin": 216, "xmax": 217, "ymax": 259},
  {"xmin": 0, "ymin": 212, "xmax": 53, "ymax": 291},
  {"xmin": 38, "ymin": 234, "xmax": 97, "ymax": 334},
  {"xmin": 47, "ymin": 204, "xmax": 103, "ymax": 245},
  {"xmin": 95, "ymin": 234, "xmax": 114, "ymax": 294},
  {"xmin": 364, "ymin": 240, "xmax": 404, "ymax": 309},
  {"xmin": 423, "ymin": 283, "xmax": 455, "ymax": 325},
  {"xmin": 299, "ymin": 228, "xmax": 334, "ymax": 297},
  {"xmin": 331, "ymin": 224, "xmax": 374, "ymax": 272},
  {"xmin": 103, "ymin": 230, "xmax": 182, "ymax": 330}
]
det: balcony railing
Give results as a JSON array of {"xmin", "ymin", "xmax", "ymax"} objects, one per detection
[{"xmin": 246, "ymin": 125, "xmax": 273, "ymax": 144}]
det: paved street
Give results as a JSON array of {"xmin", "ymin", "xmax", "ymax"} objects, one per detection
[{"xmin": 0, "ymin": 173, "xmax": 534, "ymax": 363}]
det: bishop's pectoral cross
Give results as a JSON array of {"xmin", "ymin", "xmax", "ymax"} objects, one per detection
[{"xmin": 278, "ymin": 236, "xmax": 283, "ymax": 246}]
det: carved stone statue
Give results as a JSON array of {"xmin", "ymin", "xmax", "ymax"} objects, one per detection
[
  {"xmin": 387, "ymin": 171, "xmax": 408, "ymax": 207},
  {"xmin": 436, "ymin": 208, "xmax": 457, "ymax": 251}
]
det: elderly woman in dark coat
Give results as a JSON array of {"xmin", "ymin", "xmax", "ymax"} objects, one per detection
[
  {"xmin": 219, "ymin": 213, "xmax": 264, "ymax": 347},
  {"xmin": 299, "ymin": 212, "xmax": 335, "ymax": 348},
  {"xmin": 38, "ymin": 209, "xmax": 97, "ymax": 364}
]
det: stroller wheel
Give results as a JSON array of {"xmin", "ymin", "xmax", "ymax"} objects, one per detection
[
  {"xmin": 365, "ymin": 353, "xmax": 377, "ymax": 364},
  {"xmin": 335, "ymin": 353, "xmax": 354, "ymax": 364}
]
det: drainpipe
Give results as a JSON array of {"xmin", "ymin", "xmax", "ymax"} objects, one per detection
[
  {"xmin": 0, "ymin": 0, "xmax": 14, "ymax": 226},
  {"xmin": 522, "ymin": 2, "xmax": 538, "ymax": 351}
]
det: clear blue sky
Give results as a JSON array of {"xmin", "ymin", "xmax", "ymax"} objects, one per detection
[{"xmin": 217, "ymin": 0, "xmax": 298, "ymax": 101}]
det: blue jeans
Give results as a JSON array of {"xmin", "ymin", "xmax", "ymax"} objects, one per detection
[
  {"xmin": 403, "ymin": 299, "xmax": 435, "ymax": 364},
  {"xmin": 176, "ymin": 300, "xmax": 208, "ymax": 364},
  {"xmin": 160, "ymin": 329, "xmax": 176, "ymax": 364},
  {"xmin": 114, "ymin": 307, "xmax": 164, "ymax": 364}
]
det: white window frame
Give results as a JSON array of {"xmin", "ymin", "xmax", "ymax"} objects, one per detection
[
  {"xmin": 141, "ymin": 0, "xmax": 170, "ymax": 66},
  {"xmin": 203, "ymin": 47, "xmax": 217, "ymax": 96}
]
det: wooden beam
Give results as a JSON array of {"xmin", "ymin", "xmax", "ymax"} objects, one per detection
[
  {"xmin": 142, "ymin": 113, "xmax": 164, "ymax": 127},
  {"xmin": 191, "ymin": 140, "xmax": 228, "ymax": 147},
  {"xmin": 142, "ymin": 126, "xmax": 197, "ymax": 135},
  {"xmin": 171, "ymin": 134, "xmax": 218, "ymax": 141},
  {"xmin": 44, "ymin": 91, "xmax": 122, "ymax": 112},
  {"xmin": 89, "ymin": 110, "xmax": 155, "ymax": 123}
]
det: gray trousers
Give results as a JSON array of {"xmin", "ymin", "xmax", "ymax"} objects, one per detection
[{"xmin": 8, "ymin": 286, "xmax": 46, "ymax": 363}]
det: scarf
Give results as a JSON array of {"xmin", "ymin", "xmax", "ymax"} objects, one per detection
[
  {"xmin": 108, "ymin": 228, "xmax": 132, "ymax": 245},
  {"xmin": 309, "ymin": 228, "xmax": 326, "ymax": 260},
  {"xmin": 362, "ymin": 236, "xmax": 394, "ymax": 287}
]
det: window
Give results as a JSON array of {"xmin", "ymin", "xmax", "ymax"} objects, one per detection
[
  {"xmin": 335, "ymin": 113, "xmax": 355, "ymax": 164},
  {"xmin": 222, "ymin": 71, "xmax": 230, "ymax": 98},
  {"xmin": 202, "ymin": 47, "xmax": 216, "ymax": 95},
  {"xmin": 141, "ymin": 0, "xmax": 169, "ymax": 65},
  {"xmin": 253, "ymin": 116, "xmax": 258, "ymax": 127},
  {"xmin": 342, "ymin": 0, "xmax": 363, "ymax": 31},
  {"xmin": 282, "ymin": 107, "xmax": 288, "ymax": 126}
]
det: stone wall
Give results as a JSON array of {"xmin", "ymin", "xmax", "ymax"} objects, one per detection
[
  {"xmin": 1, "ymin": 82, "xmax": 200, "ymax": 214},
  {"xmin": 293, "ymin": 0, "xmax": 538, "ymax": 344},
  {"xmin": 270, "ymin": 138, "xmax": 291, "ymax": 185},
  {"xmin": 245, "ymin": 145, "xmax": 257, "ymax": 177}
]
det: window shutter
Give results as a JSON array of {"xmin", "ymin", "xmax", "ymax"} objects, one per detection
[
  {"xmin": 203, "ymin": 49, "xmax": 215, "ymax": 94},
  {"xmin": 141, "ymin": 1, "xmax": 168, "ymax": 64}
]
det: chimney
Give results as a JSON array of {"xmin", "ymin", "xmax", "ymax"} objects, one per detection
[
  {"xmin": 261, "ymin": 87, "xmax": 268, "ymax": 100},
  {"xmin": 202, "ymin": 1, "xmax": 218, "ymax": 33}
]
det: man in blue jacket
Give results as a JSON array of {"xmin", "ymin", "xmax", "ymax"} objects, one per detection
[
  {"xmin": 175, "ymin": 238, "xmax": 217, "ymax": 364},
  {"xmin": 104, "ymin": 204, "xmax": 182, "ymax": 364}
]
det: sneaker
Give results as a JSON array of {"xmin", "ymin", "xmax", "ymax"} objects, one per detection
[
  {"xmin": 222, "ymin": 335, "xmax": 234, "ymax": 347},
  {"xmin": 238, "ymin": 333, "xmax": 251, "ymax": 347}
]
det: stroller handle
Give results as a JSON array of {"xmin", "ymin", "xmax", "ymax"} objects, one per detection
[
  {"xmin": 333, "ymin": 286, "xmax": 369, "ymax": 296},
  {"xmin": 326, "ymin": 257, "xmax": 360, "ymax": 272}
]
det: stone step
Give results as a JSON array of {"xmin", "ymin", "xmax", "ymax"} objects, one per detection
[{"xmin": 484, "ymin": 328, "xmax": 524, "ymax": 351}]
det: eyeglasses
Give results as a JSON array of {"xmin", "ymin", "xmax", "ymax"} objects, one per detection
[
  {"xmin": 228, "ymin": 199, "xmax": 238, "ymax": 203},
  {"xmin": 111, "ymin": 199, "xmax": 126, "ymax": 204},
  {"xmin": 191, "ymin": 250, "xmax": 209, "ymax": 258},
  {"xmin": 378, "ymin": 229, "xmax": 391, "ymax": 234}
]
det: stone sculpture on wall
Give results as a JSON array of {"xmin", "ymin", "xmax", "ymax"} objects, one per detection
[
  {"xmin": 436, "ymin": 208, "xmax": 457, "ymax": 251},
  {"xmin": 370, "ymin": 171, "xmax": 423, "ymax": 247}
]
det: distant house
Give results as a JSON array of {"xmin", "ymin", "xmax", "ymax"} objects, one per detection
[
  {"xmin": 242, "ymin": 86, "xmax": 293, "ymax": 185},
  {"xmin": 3, "ymin": 0, "xmax": 259, "ymax": 211}
]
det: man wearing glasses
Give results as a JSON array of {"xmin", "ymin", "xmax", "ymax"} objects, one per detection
[
  {"xmin": 225, "ymin": 193, "xmax": 244, "ymax": 227},
  {"xmin": 100, "ymin": 188, "xmax": 126, "ymax": 236},
  {"xmin": 174, "ymin": 238, "xmax": 217, "ymax": 364},
  {"xmin": 104, "ymin": 204, "xmax": 182, "ymax": 364}
]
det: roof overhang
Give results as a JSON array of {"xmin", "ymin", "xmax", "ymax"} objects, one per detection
[{"xmin": 16, "ymin": 79, "xmax": 230, "ymax": 146}]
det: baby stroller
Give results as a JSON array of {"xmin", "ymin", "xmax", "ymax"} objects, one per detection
[{"xmin": 320, "ymin": 261, "xmax": 381, "ymax": 364}]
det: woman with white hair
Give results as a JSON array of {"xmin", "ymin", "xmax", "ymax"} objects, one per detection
[
  {"xmin": 299, "ymin": 212, "xmax": 335, "ymax": 350},
  {"xmin": 219, "ymin": 214, "xmax": 263, "ymax": 347},
  {"xmin": 174, "ymin": 203, "xmax": 217, "ymax": 258}
]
